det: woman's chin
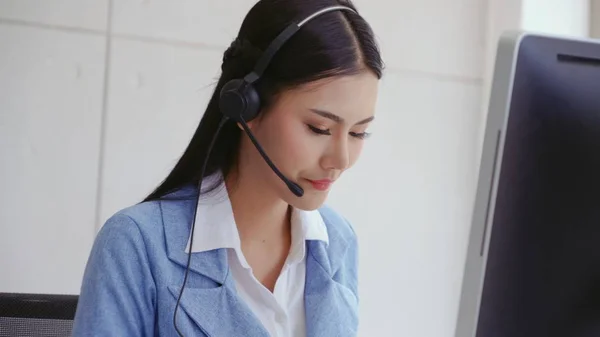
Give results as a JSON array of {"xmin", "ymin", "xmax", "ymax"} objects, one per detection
[{"xmin": 285, "ymin": 190, "xmax": 329, "ymax": 211}]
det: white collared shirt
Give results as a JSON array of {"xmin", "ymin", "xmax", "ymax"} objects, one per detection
[{"xmin": 185, "ymin": 177, "xmax": 329, "ymax": 337}]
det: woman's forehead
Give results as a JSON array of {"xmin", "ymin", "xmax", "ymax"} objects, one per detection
[{"xmin": 276, "ymin": 72, "xmax": 380, "ymax": 118}]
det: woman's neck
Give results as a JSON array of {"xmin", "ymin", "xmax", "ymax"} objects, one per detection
[{"xmin": 225, "ymin": 170, "xmax": 291, "ymax": 244}]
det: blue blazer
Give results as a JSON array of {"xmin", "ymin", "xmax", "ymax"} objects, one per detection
[{"xmin": 72, "ymin": 186, "xmax": 359, "ymax": 336}]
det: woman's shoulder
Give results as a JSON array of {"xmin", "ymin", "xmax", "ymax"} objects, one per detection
[
  {"xmin": 92, "ymin": 202, "xmax": 165, "ymax": 259},
  {"xmin": 98, "ymin": 185, "xmax": 197, "ymax": 244}
]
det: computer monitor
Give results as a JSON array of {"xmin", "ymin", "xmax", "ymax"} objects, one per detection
[{"xmin": 455, "ymin": 31, "xmax": 600, "ymax": 337}]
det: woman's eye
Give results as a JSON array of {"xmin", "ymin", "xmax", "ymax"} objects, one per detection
[
  {"xmin": 350, "ymin": 131, "xmax": 371, "ymax": 139},
  {"xmin": 307, "ymin": 124, "xmax": 331, "ymax": 135},
  {"xmin": 307, "ymin": 124, "xmax": 371, "ymax": 139}
]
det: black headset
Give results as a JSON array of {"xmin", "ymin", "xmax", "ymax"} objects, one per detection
[{"xmin": 173, "ymin": 5, "xmax": 357, "ymax": 336}]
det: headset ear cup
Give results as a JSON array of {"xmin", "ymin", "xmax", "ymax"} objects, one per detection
[
  {"xmin": 219, "ymin": 79, "xmax": 245, "ymax": 122},
  {"xmin": 242, "ymin": 84, "xmax": 261, "ymax": 122},
  {"xmin": 219, "ymin": 79, "xmax": 262, "ymax": 123}
]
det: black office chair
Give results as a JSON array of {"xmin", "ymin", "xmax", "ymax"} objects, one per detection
[{"xmin": 0, "ymin": 292, "xmax": 78, "ymax": 337}]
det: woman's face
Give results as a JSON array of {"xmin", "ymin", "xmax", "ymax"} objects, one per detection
[{"xmin": 240, "ymin": 70, "xmax": 380, "ymax": 210}]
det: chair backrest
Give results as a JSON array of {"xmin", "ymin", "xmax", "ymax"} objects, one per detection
[{"xmin": 0, "ymin": 292, "xmax": 78, "ymax": 337}]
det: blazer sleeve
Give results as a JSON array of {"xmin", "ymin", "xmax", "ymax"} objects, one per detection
[{"xmin": 72, "ymin": 213, "xmax": 156, "ymax": 336}]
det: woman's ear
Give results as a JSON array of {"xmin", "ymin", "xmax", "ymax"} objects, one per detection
[
  {"xmin": 238, "ymin": 114, "xmax": 261, "ymax": 130},
  {"xmin": 236, "ymin": 106, "xmax": 265, "ymax": 131},
  {"xmin": 237, "ymin": 120, "xmax": 256, "ymax": 131}
]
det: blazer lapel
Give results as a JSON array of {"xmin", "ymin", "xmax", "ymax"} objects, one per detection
[
  {"xmin": 167, "ymin": 275, "xmax": 270, "ymax": 337},
  {"xmin": 160, "ymin": 187, "xmax": 269, "ymax": 337},
  {"xmin": 305, "ymin": 240, "xmax": 359, "ymax": 337},
  {"xmin": 161, "ymin": 189, "xmax": 228, "ymax": 284}
]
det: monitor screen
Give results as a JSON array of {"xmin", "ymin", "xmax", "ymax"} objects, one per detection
[{"xmin": 475, "ymin": 35, "xmax": 600, "ymax": 337}]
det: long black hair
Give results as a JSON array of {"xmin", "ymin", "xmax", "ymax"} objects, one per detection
[{"xmin": 144, "ymin": 0, "xmax": 384, "ymax": 202}]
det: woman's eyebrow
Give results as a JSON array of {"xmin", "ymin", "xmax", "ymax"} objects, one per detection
[
  {"xmin": 310, "ymin": 108, "xmax": 374, "ymax": 125},
  {"xmin": 310, "ymin": 109, "xmax": 343, "ymax": 123}
]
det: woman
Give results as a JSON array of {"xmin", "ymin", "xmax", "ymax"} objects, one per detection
[{"xmin": 72, "ymin": 0, "xmax": 383, "ymax": 336}]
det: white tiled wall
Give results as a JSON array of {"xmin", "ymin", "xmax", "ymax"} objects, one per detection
[
  {"xmin": 99, "ymin": 38, "xmax": 222, "ymax": 224},
  {"xmin": 521, "ymin": 0, "xmax": 590, "ymax": 37},
  {"xmin": 3, "ymin": 1, "xmax": 585, "ymax": 336},
  {"xmin": 356, "ymin": 0, "xmax": 486, "ymax": 79},
  {"xmin": 0, "ymin": 0, "xmax": 108, "ymax": 30},
  {"xmin": 111, "ymin": 1, "xmax": 256, "ymax": 46},
  {"xmin": 0, "ymin": 24, "xmax": 106, "ymax": 294}
]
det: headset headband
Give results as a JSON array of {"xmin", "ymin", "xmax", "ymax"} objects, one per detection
[{"xmin": 244, "ymin": 5, "xmax": 357, "ymax": 84}]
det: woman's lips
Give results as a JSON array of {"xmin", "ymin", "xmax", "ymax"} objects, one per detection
[{"xmin": 306, "ymin": 179, "xmax": 334, "ymax": 191}]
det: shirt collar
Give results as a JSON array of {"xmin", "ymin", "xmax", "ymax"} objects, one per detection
[{"xmin": 185, "ymin": 173, "xmax": 329, "ymax": 255}]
